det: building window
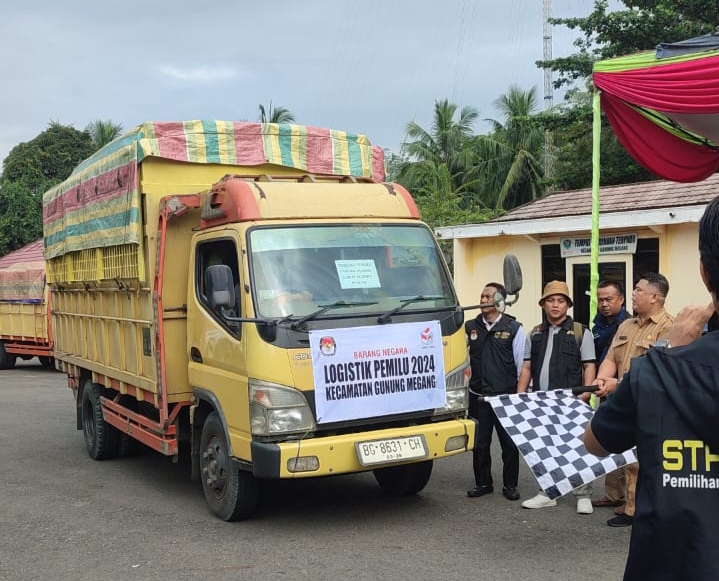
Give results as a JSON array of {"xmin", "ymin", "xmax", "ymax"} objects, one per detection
[
  {"xmin": 541, "ymin": 244, "xmax": 565, "ymax": 287},
  {"xmin": 633, "ymin": 238, "xmax": 659, "ymax": 283}
]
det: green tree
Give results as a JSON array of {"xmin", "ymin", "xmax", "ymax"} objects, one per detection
[
  {"xmin": 398, "ymin": 99, "xmax": 481, "ymax": 211},
  {"xmin": 1, "ymin": 122, "xmax": 94, "ymax": 193},
  {"xmin": 402, "ymin": 159, "xmax": 498, "ymax": 272},
  {"xmin": 0, "ymin": 180, "xmax": 44, "ymax": 256},
  {"xmin": 258, "ymin": 102, "xmax": 295, "ymax": 123},
  {"xmin": 471, "ymin": 86, "xmax": 545, "ymax": 209},
  {"xmin": 0, "ymin": 122, "xmax": 94, "ymax": 254},
  {"xmin": 537, "ymin": 0, "xmax": 719, "ymax": 89},
  {"xmin": 538, "ymin": 89, "xmax": 653, "ymax": 191},
  {"xmin": 402, "ymin": 99, "xmax": 478, "ymax": 179},
  {"xmin": 86, "ymin": 119, "xmax": 123, "ymax": 149}
]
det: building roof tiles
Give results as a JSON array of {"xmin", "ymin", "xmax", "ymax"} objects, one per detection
[{"xmin": 493, "ymin": 174, "xmax": 719, "ymax": 222}]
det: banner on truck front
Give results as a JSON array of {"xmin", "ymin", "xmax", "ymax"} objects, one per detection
[{"xmin": 310, "ymin": 321, "xmax": 446, "ymax": 424}]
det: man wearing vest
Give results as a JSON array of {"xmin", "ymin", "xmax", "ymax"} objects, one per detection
[
  {"xmin": 465, "ymin": 282, "xmax": 531, "ymax": 501},
  {"xmin": 584, "ymin": 194, "xmax": 719, "ymax": 581},
  {"xmin": 520, "ymin": 280, "xmax": 597, "ymax": 513},
  {"xmin": 593, "ymin": 272, "xmax": 673, "ymax": 527},
  {"xmin": 590, "ymin": 280, "xmax": 629, "ymax": 510}
]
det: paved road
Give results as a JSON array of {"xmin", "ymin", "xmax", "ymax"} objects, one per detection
[{"xmin": 0, "ymin": 360, "xmax": 630, "ymax": 581}]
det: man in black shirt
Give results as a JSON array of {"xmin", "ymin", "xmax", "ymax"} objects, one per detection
[
  {"xmin": 584, "ymin": 195, "xmax": 719, "ymax": 580},
  {"xmin": 465, "ymin": 283, "xmax": 531, "ymax": 500}
]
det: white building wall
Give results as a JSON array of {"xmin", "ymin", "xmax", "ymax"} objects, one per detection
[{"xmin": 663, "ymin": 222, "xmax": 706, "ymax": 314}]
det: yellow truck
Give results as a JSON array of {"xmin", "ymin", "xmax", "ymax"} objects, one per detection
[
  {"xmin": 44, "ymin": 121, "xmax": 476, "ymax": 520},
  {"xmin": 0, "ymin": 239, "xmax": 54, "ymax": 369}
]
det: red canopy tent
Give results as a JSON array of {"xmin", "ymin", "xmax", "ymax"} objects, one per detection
[
  {"xmin": 593, "ymin": 33, "xmax": 719, "ymax": 182},
  {"xmin": 584, "ymin": 33, "xmax": 719, "ymax": 323}
]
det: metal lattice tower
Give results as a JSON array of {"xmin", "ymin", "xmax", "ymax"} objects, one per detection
[
  {"xmin": 543, "ymin": 0, "xmax": 553, "ymax": 109},
  {"xmin": 543, "ymin": 0, "xmax": 554, "ymax": 184}
]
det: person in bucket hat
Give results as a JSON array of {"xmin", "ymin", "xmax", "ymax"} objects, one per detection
[
  {"xmin": 538, "ymin": 280, "xmax": 573, "ymax": 307},
  {"xmin": 520, "ymin": 280, "xmax": 597, "ymax": 513}
]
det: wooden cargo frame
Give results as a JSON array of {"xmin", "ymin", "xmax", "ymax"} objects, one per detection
[
  {"xmin": 0, "ymin": 295, "xmax": 53, "ymax": 361},
  {"xmin": 56, "ymin": 191, "xmax": 203, "ymax": 456}
]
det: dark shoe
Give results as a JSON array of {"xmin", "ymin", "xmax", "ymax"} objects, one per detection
[
  {"xmin": 502, "ymin": 486, "xmax": 520, "ymax": 501},
  {"xmin": 607, "ymin": 514, "xmax": 633, "ymax": 527},
  {"xmin": 592, "ymin": 495, "xmax": 624, "ymax": 508},
  {"xmin": 467, "ymin": 485, "xmax": 494, "ymax": 498}
]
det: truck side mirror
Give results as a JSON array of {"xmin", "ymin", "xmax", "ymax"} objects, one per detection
[
  {"xmin": 205, "ymin": 264, "xmax": 236, "ymax": 312},
  {"xmin": 503, "ymin": 254, "xmax": 522, "ymax": 295}
]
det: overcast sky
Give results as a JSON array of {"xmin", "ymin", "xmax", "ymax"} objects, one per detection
[{"xmin": 0, "ymin": 0, "xmax": 602, "ymax": 166}]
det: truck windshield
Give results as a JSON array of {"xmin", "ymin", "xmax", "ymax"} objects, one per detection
[{"xmin": 248, "ymin": 224, "xmax": 456, "ymax": 318}]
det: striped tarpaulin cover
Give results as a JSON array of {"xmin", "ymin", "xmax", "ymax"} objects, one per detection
[
  {"xmin": 43, "ymin": 121, "xmax": 386, "ymax": 259},
  {"xmin": 0, "ymin": 239, "xmax": 45, "ymax": 302}
]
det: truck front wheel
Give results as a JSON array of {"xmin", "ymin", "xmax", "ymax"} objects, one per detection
[
  {"xmin": 200, "ymin": 412, "xmax": 259, "ymax": 521},
  {"xmin": 0, "ymin": 342, "xmax": 16, "ymax": 370},
  {"xmin": 81, "ymin": 379, "xmax": 118, "ymax": 460},
  {"xmin": 373, "ymin": 460, "xmax": 433, "ymax": 496}
]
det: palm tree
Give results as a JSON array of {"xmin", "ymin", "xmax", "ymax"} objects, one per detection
[
  {"xmin": 86, "ymin": 120, "xmax": 123, "ymax": 150},
  {"xmin": 472, "ymin": 85, "xmax": 545, "ymax": 210},
  {"xmin": 258, "ymin": 102, "xmax": 295, "ymax": 123},
  {"xmin": 403, "ymin": 99, "xmax": 478, "ymax": 169},
  {"xmin": 399, "ymin": 99, "xmax": 479, "ymax": 205}
]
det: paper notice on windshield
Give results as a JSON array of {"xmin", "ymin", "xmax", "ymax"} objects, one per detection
[
  {"xmin": 310, "ymin": 321, "xmax": 446, "ymax": 424},
  {"xmin": 335, "ymin": 259, "xmax": 381, "ymax": 289}
]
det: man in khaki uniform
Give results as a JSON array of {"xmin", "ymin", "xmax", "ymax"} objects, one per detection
[{"xmin": 594, "ymin": 272, "xmax": 673, "ymax": 527}]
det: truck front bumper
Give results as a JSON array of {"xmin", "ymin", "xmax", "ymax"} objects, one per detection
[{"xmin": 249, "ymin": 417, "xmax": 475, "ymax": 479}]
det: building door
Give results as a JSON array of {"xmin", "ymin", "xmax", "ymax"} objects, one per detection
[{"xmin": 566, "ymin": 256, "xmax": 632, "ymax": 326}]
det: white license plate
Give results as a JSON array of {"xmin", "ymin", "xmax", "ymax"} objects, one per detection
[{"xmin": 356, "ymin": 435, "xmax": 428, "ymax": 466}]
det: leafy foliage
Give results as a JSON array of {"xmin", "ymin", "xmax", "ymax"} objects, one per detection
[
  {"xmin": 1, "ymin": 122, "xmax": 94, "ymax": 194},
  {"xmin": 470, "ymin": 86, "xmax": 546, "ymax": 209},
  {"xmin": 536, "ymin": 89, "xmax": 654, "ymax": 190},
  {"xmin": 398, "ymin": 99, "xmax": 482, "ymax": 213},
  {"xmin": 0, "ymin": 180, "xmax": 44, "ymax": 256},
  {"xmin": 86, "ymin": 119, "xmax": 123, "ymax": 149},
  {"xmin": 258, "ymin": 102, "xmax": 295, "ymax": 123},
  {"xmin": 0, "ymin": 122, "xmax": 95, "ymax": 255}
]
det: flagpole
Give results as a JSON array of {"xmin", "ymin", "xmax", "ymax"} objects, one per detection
[{"xmin": 590, "ymin": 90, "xmax": 601, "ymax": 328}]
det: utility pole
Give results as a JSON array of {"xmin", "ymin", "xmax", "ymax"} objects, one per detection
[{"xmin": 543, "ymin": 0, "xmax": 554, "ymax": 188}]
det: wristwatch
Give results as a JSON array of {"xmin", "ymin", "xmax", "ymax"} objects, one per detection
[{"xmin": 651, "ymin": 339, "xmax": 671, "ymax": 349}]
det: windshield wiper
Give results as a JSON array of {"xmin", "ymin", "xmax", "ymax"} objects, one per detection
[
  {"xmin": 377, "ymin": 296, "xmax": 445, "ymax": 324},
  {"xmin": 290, "ymin": 300, "xmax": 379, "ymax": 329}
]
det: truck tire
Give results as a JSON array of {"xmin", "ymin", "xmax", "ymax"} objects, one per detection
[
  {"xmin": 200, "ymin": 412, "xmax": 259, "ymax": 521},
  {"xmin": 116, "ymin": 432, "xmax": 141, "ymax": 458},
  {"xmin": 373, "ymin": 460, "xmax": 434, "ymax": 496},
  {"xmin": 0, "ymin": 342, "xmax": 16, "ymax": 370},
  {"xmin": 81, "ymin": 379, "xmax": 119, "ymax": 460},
  {"xmin": 39, "ymin": 356, "xmax": 55, "ymax": 370}
]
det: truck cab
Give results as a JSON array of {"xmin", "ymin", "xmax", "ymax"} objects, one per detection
[{"xmin": 184, "ymin": 175, "xmax": 472, "ymax": 520}]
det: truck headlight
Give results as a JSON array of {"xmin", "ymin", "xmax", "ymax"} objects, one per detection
[
  {"xmin": 250, "ymin": 380, "xmax": 316, "ymax": 436},
  {"xmin": 433, "ymin": 360, "xmax": 470, "ymax": 415}
]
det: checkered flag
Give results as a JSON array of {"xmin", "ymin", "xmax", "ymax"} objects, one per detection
[{"xmin": 485, "ymin": 390, "xmax": 637, "ymax": 499}]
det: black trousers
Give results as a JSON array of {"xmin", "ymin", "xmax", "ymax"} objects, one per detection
[{"xmin": 469, "ymin": 398, "xmax": 519, "ymax": 489}]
